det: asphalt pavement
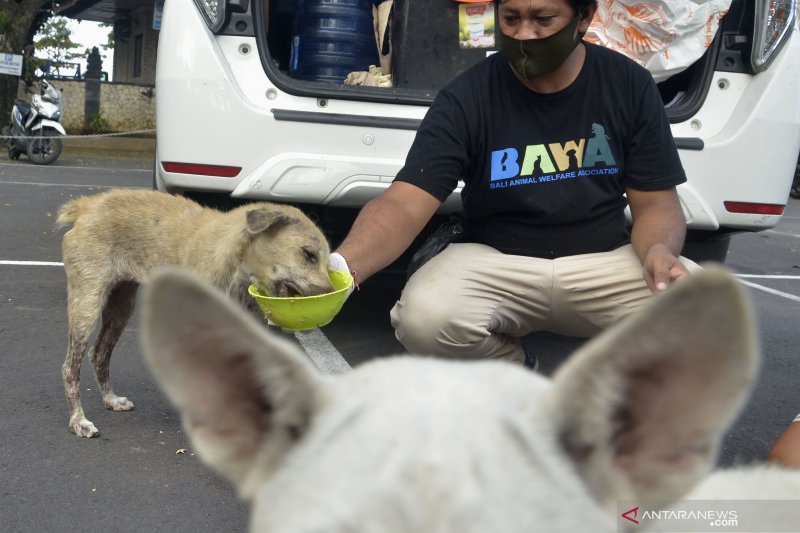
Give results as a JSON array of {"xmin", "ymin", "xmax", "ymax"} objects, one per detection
[
  {"xmin": 0, "ymin": 152, "xmax": 248, "ymax": 533},
  {"xmin": 0, "ymin": 150, "xmax": 798, "ymax": 532}
]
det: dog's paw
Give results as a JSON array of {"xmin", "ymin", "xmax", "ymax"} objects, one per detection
[
  {"xmin": 104, "ymin": 395, "xmax": 135, "ymax": 412},
  {"xmin": 70, "ymin": 419, "xmax": 99, "ymax": 438}
]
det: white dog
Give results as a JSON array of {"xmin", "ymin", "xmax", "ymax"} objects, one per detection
[{"xmin": 141, "ymin": 267, "xmax": 800, "ymax": 532}]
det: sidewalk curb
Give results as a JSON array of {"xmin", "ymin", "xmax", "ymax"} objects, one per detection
[{"xmin": 62, "ymin": 136, "xmax": 156, "ymax": 158}]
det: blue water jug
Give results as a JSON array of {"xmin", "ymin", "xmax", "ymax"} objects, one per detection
[{"xmin": 290, "ymin": 0, "xmax": 380, "ymax": 83}]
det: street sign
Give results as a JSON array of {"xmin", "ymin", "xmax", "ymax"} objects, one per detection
[
  {"xmin": 153, "ymin": 1, "xmax": 164, "ymax": 30},
  {"xmin": 0, "ymin": 53, "xmax": 23, "ymax": 76}
]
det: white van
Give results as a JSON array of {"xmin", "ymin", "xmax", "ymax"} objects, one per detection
[{"xmin": 154, "ymin": 0, "xmax": 800, "ymax": 263}]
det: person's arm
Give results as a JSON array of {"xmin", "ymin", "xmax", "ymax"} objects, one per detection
[
  {"xmin": 768, "ymin": 416, "xmax": 800, "ymax": 469},
  {"xmin": 627, "ymin": 186, "xmax": 690, "ymax": 293},
  {"xmin": 331, "ymin": 82, "xmax": 469, "ymax": 286},
  {"xmin": 335, "ymin": 181, "xmax": 442, "ymax": 285}
]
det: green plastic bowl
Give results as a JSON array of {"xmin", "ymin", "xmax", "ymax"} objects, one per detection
[{"xmin": 248, "ymin": 270, "xmax": 353, "ymax": 331}]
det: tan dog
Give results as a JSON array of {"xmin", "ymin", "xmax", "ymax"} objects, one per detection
[
  {"xmin": 141, "ymin": 267, "xmax": 800, "ymax": 532},
  {"xmin": 57, "ymin": 188, "xmax": 333, "ymax": 438}
]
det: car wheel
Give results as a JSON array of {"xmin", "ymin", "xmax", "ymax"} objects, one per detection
[
  {"xmin": 791, "ymin": 158, "xmax": 800, "ymax": 199},
  {"xmin": 681, "ymin": 231, "xmax": 733, "ymax": 264}
]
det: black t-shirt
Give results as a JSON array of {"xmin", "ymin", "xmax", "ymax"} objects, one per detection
[{"xmin": 395, "ymin": 42, "xmax": 686, "ymax": 258}]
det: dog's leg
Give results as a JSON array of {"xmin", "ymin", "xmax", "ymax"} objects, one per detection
[
  {"xmin": 90, "ymin": 281, "xmax": 138, "ymax": 412},
  {"xmin": 63, "ymin": 290, "xmax": 103, "ymax": 438}
]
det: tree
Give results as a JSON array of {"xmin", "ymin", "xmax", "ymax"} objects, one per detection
[
  {"xmin": 100, "ymin": 22, "xmax": 113, "ymax": 51},
  {"xmin": 0, "ymin": 1, "xmax": 53, "ymax": 126},
  {"xmin": 34, "ymin": 16, "xmax": 83, "ymax": 77}
]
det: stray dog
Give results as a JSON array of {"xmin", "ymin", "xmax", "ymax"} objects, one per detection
[
  {"xmin": 141, "ymin": 266, "xmax": 800, "ymax": 532},
  {"xmin": 57, "ymin": 188, "xmax": 333, "ymax": 438}
]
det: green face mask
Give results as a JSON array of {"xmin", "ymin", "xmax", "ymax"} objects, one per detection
[{"xmin": 498, "ymin": 15, "xmax": 584, "ymax": 80}]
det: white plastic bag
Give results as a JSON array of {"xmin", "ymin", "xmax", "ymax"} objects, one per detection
[{"xmin": 585, "ymin": 0, "xmax": 733, "ymax": 82}]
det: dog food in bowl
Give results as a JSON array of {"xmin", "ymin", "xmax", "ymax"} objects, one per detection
[{"xmin": 248, "ymin": 270, "xmax": 353, "ymax": 331}]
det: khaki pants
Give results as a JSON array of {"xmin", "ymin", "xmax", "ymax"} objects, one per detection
[{"xmin": 390, "ymin": 243, "xmax": 698, "ymax": 364}]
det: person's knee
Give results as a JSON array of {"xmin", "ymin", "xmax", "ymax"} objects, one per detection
[
  {"xmin": 392, "ymin": 298, "xmax": 525, "ymax": 361},
  {"xmin": 391, "ymin": 294, "xmax": 468, "ymax": 356}
]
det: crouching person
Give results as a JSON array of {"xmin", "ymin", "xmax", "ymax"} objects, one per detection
[{"xmin": 330, "ymin": 0, "xmax": 698, "ymax": 367}]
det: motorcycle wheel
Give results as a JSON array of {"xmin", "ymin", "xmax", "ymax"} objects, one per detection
[{"xmin": 26, "ymin": 128, "xmax": 63, "ymax": 165}]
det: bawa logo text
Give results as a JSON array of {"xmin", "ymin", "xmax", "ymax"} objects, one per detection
[{"xmin": 491, "ymin": 123, "xmax": 617, "ymax": 181}]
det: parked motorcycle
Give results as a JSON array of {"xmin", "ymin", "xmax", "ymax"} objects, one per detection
[{"xmin": 3, "ymin": 79, "xmax": 65, "ymax": 165}]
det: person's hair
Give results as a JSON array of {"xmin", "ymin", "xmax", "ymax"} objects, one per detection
[
  {"xmin": 495, "ymin": 0, "xmax": 598, "ymax": 13},
  {"xmin": 572, "ymin": 0, "xmax": 599, "ymax": 12}
]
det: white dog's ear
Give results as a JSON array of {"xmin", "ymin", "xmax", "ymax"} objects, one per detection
[
  {"xmin": 141, "ymin": 267, "xmax": 321, "ymax": 498},
  {"xmin": 552, "ymin": 266, "xmax": 759, "ymax": 508}
]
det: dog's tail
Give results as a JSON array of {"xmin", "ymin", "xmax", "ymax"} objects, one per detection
[{"xmin": 55, "ymin": 196, "xmax": 93, "ymax": 230}]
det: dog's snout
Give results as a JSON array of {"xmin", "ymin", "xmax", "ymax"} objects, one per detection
[
  {"xmin": 309, "ymin": 280, "xmax": 335, "ymax": 296},
  {"xmin": 270, "ymin": 277, "xmax": 333, "ymax": 298}
]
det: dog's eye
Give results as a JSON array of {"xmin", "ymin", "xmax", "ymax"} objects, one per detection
[{"xmin": 302, "ymin": 247, "xmax": 318, "ymax": 264}]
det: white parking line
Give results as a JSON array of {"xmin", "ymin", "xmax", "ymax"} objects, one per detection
[
  {"xmin": 0, "ymin": 260, "xmax": 64, "ymax": 266},
  {"xmin": 294, "ymin": 329, "xmax": 351, "ymax": 373},
  {"xmin": 765, "ymin": 229, "xmax": 800, "ymax": 239},
  {"xmin": 737, "ymin": 274, "xmax": 800, "ymax": 280},
  {"xmin": 0, "ymin": 164, "xmax": 151, "ymax": 174},
  {"xmin": 0, "ymin": 181, "xmax": 128, "ymax": 188},
  {"xmin": 738, "ymin": 280, "xmax": 800, "ymax": 303}
]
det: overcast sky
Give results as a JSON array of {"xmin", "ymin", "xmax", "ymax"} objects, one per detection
[
  {"xmin": 68, "ymin": 19, "xmax": 114, "ymax": 78},
  {"xmin": 32, "ymin": 18, "xmax": 114, "ymax": 80}
]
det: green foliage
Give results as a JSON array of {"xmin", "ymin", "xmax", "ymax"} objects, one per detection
[
  {"xmin": 100, "ymin": 22, "xmax": 114, "ymax": 51},
  {"xmin": 0, "ymin": 1, "xmax": 55, "ymax": 126},
  {"xmin": 0, "ymin": 12, "xmax": 13, "ymax": 34},
  {"xmin": 88, "ymin": 112, "xmax": 110, "ymax": 134},
  {"xmin": 34, "ymin": 16, "xmax": 83, "ymax": 73},
  {"xmin": 21, "ymin": 54, "xmax": 45, "ymax": 87},
  {"xmin": 30, "ymin": 4, "xmax": 55, "ymax": 40}
]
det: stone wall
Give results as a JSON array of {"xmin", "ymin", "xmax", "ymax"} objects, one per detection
[{"xmin": 18, "ymin": 79, "xmax": 156, "ymax": 135}]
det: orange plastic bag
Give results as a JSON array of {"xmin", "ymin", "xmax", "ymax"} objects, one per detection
[{"xmin": 585, "ymin": 0, "xmax": 732, "ymax": 82}]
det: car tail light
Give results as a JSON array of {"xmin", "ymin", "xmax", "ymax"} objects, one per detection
[
  {"xmin": 751, "ymin": 0, "xmax": 797, "ymax": 71},
  {"xmin": 193, "ymin": 0, "xmax": 227, "ymax": 32},
  {"xmin": 162, "ymin": 161, "xmax": 241, "ymax": 178},
  {"xmin": 724, "ymin": 201, "xmax": 785, "ymax": 215}
]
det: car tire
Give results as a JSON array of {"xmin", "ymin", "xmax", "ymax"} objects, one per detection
[
  {"xmin": 681, "ymin": 231, "xmax": 733, "ymax": 264},
  {"xmin": 790, "ymin": 157, "xmax": 800, "ymax": 199}
]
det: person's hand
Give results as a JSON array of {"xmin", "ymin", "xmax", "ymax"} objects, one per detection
[
  {"xmin": 329, "ymin": 252, "xmax": 356, "ymax": 299},
  {"xmin": 768, "ymin": 417, "xmax": 800, "ymax": 469},
  {"xmin": 643, "ymin": 244, "xmax": 691, "ymax": 293}
]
